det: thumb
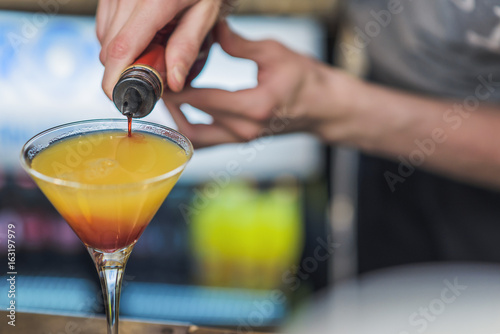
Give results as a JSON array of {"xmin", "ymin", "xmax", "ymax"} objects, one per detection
[{"xmin": 216, "ymin": 19, "xmax": 267, "ymax": 62}]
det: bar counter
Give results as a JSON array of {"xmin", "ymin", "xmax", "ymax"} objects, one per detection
[{"xmin": 0, "ymin": 311, "xmax": 270, "ymax": 334}]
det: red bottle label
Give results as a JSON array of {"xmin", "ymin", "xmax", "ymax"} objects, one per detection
[{"xmin": 132, "ymin": 22, "xmax": 213, "ymax": 89}]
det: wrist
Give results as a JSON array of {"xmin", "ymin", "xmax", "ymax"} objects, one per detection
[{"xmin": 313, "ymin": 68, "xmax": 370, "ymax": 145}]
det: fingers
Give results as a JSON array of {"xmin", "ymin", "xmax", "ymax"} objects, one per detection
[
  {"xmin": 168, "ymin": 100, "xmax": 288, "ymax": 147},
  {"xmin": 186, "ymin": 123, "xmax": 241, "ymax": 148},
  {"xmin": 100, "ymin": 1, "xmax": 183, "ymax": 99},
  {"xmin": 216, "ymin": 19, "xmax": 290, "ymax": 70},
  {"xmin": 167, "ymin": 87, "xmax": 274, "ymax": 121},
  {"xmin": 99, "ymin": 0, "xmax": 226, "ymax": 100},
  {"xmin": 163, "ymin": 99, "xmax": 194, "ymax": 136},
  {"xmin": 212, "ymin": 114, "xmax": 265, "ymax": 141},
  {"xmin": 99, "ymin": 0, "xmax": 136, "ymax": 63},
  {"xmin": 165, "ymin": 0, "xmax": 220, "ymax": 92},
  {"xmin": 216, "ymin": 19, "xmax": 275, "ymax": 63},
  {"xmin": 95, "ymin": 0, "xmax": 114, "ymax": 45},
  {"xmin": 164, "ymin": 99, "xmax": 239, "ymax": 148},
  {"xmin": 165, "ymin": 87, "xmax": 289, "ymax": 147}
]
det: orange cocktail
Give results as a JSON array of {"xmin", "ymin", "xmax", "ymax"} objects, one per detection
[
  {"xmin": 21, "ymin": 119, "xmax": 193, "ymax": 334},
  {"xmin": 30, "ymin": 130, "xmax": 188, "ymax": 251}
]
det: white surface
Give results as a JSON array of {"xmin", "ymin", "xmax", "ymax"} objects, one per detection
[{"xmin": 289, "ymin": 263, "xmax": 500, "ymax": 334}]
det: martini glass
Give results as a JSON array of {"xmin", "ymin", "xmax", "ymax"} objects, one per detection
[{"xmin": 20, "ymin": 119, "xmax": 193, "ymax": 334}]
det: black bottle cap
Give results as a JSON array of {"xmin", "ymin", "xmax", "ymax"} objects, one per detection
[{"xmin": 112, "ymin": 67, "xmax": 162, "ymax": 118}]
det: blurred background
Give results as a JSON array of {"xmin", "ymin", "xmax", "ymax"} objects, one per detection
[{"xmin": 0, "ymin": 0, "xmax": 344, "ymax": 329}]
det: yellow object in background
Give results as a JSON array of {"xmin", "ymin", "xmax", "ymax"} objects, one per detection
[{"xmin": 190, "ymin": 181, "xmax": 303, "ymax": 290}]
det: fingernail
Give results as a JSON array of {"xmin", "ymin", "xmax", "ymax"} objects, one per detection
[{"xmin": 172, "ymin": 65, "xmax": 186, "ymax": 89}]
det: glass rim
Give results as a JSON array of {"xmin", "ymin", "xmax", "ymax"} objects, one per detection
[{"xmin": 19, "ymin": 118, "xmax": 194, "ymax": 189}]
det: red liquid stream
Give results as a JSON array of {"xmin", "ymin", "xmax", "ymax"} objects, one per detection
[{"xmin": 127, "ymin": 116, "xmax": 132, "ymax": 137}]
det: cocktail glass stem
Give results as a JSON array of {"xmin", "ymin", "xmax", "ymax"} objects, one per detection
[{"xmin": 87, "ymin": 244, "xmax": 134, "ymax": 334}]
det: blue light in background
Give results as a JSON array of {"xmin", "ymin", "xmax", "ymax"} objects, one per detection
[
  {"xmin": 0, "ymin": 276, "xmax": 98, "ymax": 315},
  {"xmin": 121, "ymin": 282, "xmax": 286, "ymax": 325},
  {"xmin": 0, "ymin": 275, "xmax": 286, "ymax": 325}
]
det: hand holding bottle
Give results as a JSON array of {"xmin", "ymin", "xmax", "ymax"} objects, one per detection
[{"xmin": 96, "ymin": 0, "xmax": 232, "ymax": 99}]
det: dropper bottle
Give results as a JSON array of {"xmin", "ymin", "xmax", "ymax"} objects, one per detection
[{"xmin": 112, "ymin": 22, "xmax": 213, "ymax": 118}]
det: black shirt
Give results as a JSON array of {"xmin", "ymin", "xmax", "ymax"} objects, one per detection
[{"xmin": 344, "ymin": 0, "xmax": 500, "ymax": 273}]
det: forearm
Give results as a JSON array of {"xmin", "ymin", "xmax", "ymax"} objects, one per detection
[{"xmin": 326, "ymin": 70, "xmax": 500, "ymax": 189}]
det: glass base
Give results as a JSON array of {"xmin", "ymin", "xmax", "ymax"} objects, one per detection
[{"xmin": 88, "ymin": 244, "xmax": 135, "ymax": 334}]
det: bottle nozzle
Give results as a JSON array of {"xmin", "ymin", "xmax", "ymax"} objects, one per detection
[
  {"xmin": 112, "ymin": 67, "xmax": 161, "ymax": 118},
  {"xmin": 121, "ymin": 87, "xmax": 143, "ymax": 117}
]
